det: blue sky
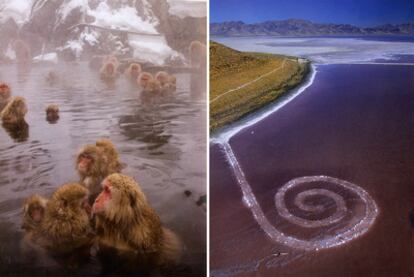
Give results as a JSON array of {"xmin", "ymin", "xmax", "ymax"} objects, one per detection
[{"xmin": 210, "ymin": 0, "xmax": 414, "ymax": 26}]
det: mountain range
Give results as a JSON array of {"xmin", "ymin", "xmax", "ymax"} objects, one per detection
[{"xmin": 211, "ymin": 19, "xmax": 414, "ymax": 36}]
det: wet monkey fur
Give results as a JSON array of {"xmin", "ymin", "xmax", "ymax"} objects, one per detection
[
  {"xmin": 21, "ymin": 184, "xmax": 94, "ymax": 268},
  {"xmin": 0, "ymin": 83, "xmax": 11, "ymax": 111},
  {"xmin": 92, "ymin": 173, "xmax": 182, "ymax": 273},
  {"xmin": 45, "ymin": 104, "xmax": 59, "ymax": 123},
  {"xmin": 155, "ymin": 71, "xmax": 177, "ymax": 92},
  {"xmin": 125, "ymin": 63, "xmax": 142, "ymax": 81},
  {"xmin": 0, "ymin": 96, "xmax": 28, "ymax": 125},
  {"xmin": 76, "ymin": 139, "xmax": 121, "ymax": 200},
  {"xmin": 137, "ymin": 72, "xmax": 154, "ymax": 88},
  {"xmin": 100, "ymin": 56, "xmax": 119, "ymax": 81}
]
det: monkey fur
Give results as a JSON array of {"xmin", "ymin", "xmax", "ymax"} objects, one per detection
[{"xmin": 92, "ymin": 173, "xmax": 182, "ymax": 273}]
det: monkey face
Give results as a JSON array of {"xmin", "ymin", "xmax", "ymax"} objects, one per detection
[
  {"xmin": 30, "ymin": 205, "xmax": 44, "ymax": 222},
  {"xmin": 146, "ymin": 80, "xmax": 161, "ymax": 92},
  {"xmin": 139, "ymin": 75, "xmax": 152, "ymax": 87},
  {"xmin": 78, "ymin": 153, "xmax": 93, "ymax": 173},
  {"xmin": 22, "ymin": 195, "xmax": 48, "ymax": 230},
  {"xmin": 92, "ymin": 180, "xmax": 112, "ymax": 215},
  {"xmin": 46, "ymin": 110, "xmax": 58, "ymax": 118},
  {"xmin": 131, "ymin": 64, "xmax": 140, "ymax": 72},
  {"xmin": 155, "ymin": 72, "xmax": 169, "ymax": 85},
  {"xmin": 0, "ymin": 84, "xmax": 10, "ymax": 100}
]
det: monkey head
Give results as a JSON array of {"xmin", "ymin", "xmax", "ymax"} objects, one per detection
[
  {"xmin": 104, "ymin": 55, "xmax": 119, "ymax": 67},
  {"xmin": 95, "ymin": 138, "xmax": 120, "ymax": 169},
  {"xmin": 46, "ymin": 71, "xmax": 59, "ymax": 84},
  {"xmin": 128, "ymin": 63, "xmax": 142, "ymax": 78},
  {"xmin": 0, "ymin": 83, "xmax": 11, "ymax": 101},
  {"xmin": 143, "ymin": 79, "xmax": 162, "ymax": 93},
  {"xmin": 138, "ymin": 72, "xmax": 154, "ymax": 88},
  {"xmin": 41, "ymin": 183, "xmax": 92, "ymax": 251},
  {"xmin": 76, "ymin": 145, "xmax": 104, "ymax": 177},
  {"xmin": 0, "ymin": 96, "xmax": 28, "ymax": 124},
  {"xmin": 22, "ymin": 194, "xmax": 48, "ymax": 231},
  {"xmin": 92, "ymin": 173, "xmax": 150, "ymax": 223},
  {"xmin": 155, "ymin": 71, "xmax": 170, "ymax": 86},
  {"xmin": 49, "ymin": 183, "xmax": 90, "ymax": 213},
  {"xmin": 105, "ymin": 62, "xmax": 115, "ymax": 76},
  {"xmin": 168, "ymin": 75, "xmax": 176, "ymax": 86},
  {"xmin": 45, "ymin": 104, "xmax": 59, "ymax": 122}
]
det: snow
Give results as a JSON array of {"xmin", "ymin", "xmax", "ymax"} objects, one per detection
[
  {"xmin": 88, "ymin": 2, "xmax": 158, "ymax": 34},
  {"xmin": 0, "ymin": 0, "xmax": 34, "ymax": 26},
  {"xmin": 167, "ymin": 0, "xmax": 206, "ymax": 18},
  {"xmin": 79, "ymin": 29, "xmax": 99, "ymax": 46},
  {"xmin": 0, "ymin": 0, "xmax": 197, "ymax": 65},
  {"xmin": 60, "ymin": 40, "xmax": 84, "ymax": 58},
  {"xmin": 59, "ymin": 0, "xmax": 88, "ymax": 20},
  {"xmin": 33, "ymin": 52, "xmax": 58, "ymax": 63},
  {"xmin": 128, "ymin": 34, "xmax": 183, "ymax": 65}
]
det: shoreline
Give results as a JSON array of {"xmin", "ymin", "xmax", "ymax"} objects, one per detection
[
  {"xmin": 210, "ymin": 49, "xmax": 311, "ymax": 133},
  {"xmin": 211, "ymin": 63, "xmax": 317, "ymax": 142}
]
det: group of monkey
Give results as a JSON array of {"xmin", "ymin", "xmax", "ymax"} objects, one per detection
[
  {"xmin": 0, "ymin": 39, "xmax": 208, "ymax": 273},
  {"xmin": 20, "ymin": 139, "xmax": 182, "ymax": 273},
  {"xmin": 0, "ymin": 82, "xmax": 58, "ymax": 134},
  {"xmin": 0, "ymin": 97, "xmax": 182, "ymax": 273},
  {"xmin": 100, "ymin": 55, "xmax": 177, "ymax": 94},
  {"xmin": 98, "ymin": 40, "xmax": 206, "ymax": 94}
]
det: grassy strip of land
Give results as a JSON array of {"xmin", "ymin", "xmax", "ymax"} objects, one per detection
[{"xmin": 210, "ymin": 41, "xmax": 310, "ymax": 132}]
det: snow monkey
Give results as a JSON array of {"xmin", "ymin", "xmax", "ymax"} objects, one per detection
[
  {"xmin": 189, "ymin": 40, "xmax": 206, "ymax": 70},
  {"xmin": 76, "ymin": 139, "xmax": 121, "ymax": 201},
  {"xmin": 45, "ymin": 70, "xmax": 59, "ymax": 85},
  {"xmin": 92, "ymin": 173, "xmax": 183, "ymax": 273},
  {"xmin": 22, "ymin": 194, "xmax": 48, "ymax": 233},
  {"xmin": 155, "ymin": 71, "xmax": 177, "ymax": 92},
  {"xmin": 125, "ymin": 63, "xmax": 142, "ymax": 81},
  {"xmin": 0, "ymin": 96, "xmax": 28, "ymax": 125},
  {"xmin": 137, "ymin": 72, "xmax": 154, "ymax": 88},
  {"xmin": 103, "ymin": 55, "xmax": 120, "ymax": 68},
  {"xmin": 143, "ymin": 79, "xmax": 162, "ymax": 93},
  {"xmin": 13, "ymin": 39, "xmax": 31, "ymax": 64},
  {"xmin": 167, "ymin": 75, "xmax": 177, "ymax": 90},
  {"xmin": 0, "ymin": 83, "xmax": 11, "ymax": 111},
  {"xmin": 100, "ymin": 59, "xmax": 119, "ymax": 81},
  {"xmin": 45, "ymin": 104, "xmax": 59, "ymax": 123},
  {"xmin": 21, "ymin": 184, "xmax": 94, "ymax": 268}
]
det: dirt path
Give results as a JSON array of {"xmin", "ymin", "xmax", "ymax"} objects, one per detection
[{"xmin": 210, "ymin": 58, "xmax": 287, "ymax": 104}]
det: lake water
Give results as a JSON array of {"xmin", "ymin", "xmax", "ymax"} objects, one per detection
[
  {"xmin": 0, "ymin": 62, "xmax": 206, "ymax": 276},
  {"xmin": 210, "ymin": 36, "xmax": 414, "ymax": 276}
]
